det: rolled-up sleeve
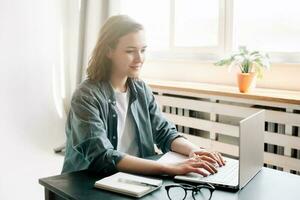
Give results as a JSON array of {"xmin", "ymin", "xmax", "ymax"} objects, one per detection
[
  {"xmin": 68, "ymin": 93, "xmax": 125, "ymax": 174},
  {"xmin": 144, "ymin": 83, "xmax": 185, "ymax": 153}
]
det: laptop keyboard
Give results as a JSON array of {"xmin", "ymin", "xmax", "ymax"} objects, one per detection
[
  {"xmin": 176, "ymin": 157, "xmax": 239, "ymax": 186},
  {"xmin": 201, "ymin": 158, "xmax": 238, "ymax": 184}
]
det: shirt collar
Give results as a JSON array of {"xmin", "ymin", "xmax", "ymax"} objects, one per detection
[{"xmin": 99, "ymin": 78, "xmax": 137, "ymax": 104}]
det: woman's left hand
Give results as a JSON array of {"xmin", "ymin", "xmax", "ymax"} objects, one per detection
[{"xmin": 189, "ymin": 149, "xmax": 226, "ymax": 167}]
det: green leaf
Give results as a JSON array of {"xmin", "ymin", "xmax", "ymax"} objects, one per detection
[{"xmin": 215, "ymin": 46, "xmax": 270, "ymax": 75}]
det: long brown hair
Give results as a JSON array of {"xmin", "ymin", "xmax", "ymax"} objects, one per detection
[{"xmin": 86, "ymin": 15, "xmax": 144, "ymax": 82}]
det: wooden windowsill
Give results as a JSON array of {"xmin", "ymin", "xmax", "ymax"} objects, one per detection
[{"xmin": 144, "ymin": 79, "xmax": 300, "ymax": 105}]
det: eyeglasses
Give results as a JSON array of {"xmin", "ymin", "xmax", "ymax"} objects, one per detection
[{"xmin": 165, "ymin": 183, "xmax": 215, "ymax": 200}]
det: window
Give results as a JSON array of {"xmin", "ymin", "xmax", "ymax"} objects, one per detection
[
  {"xmin": 110, "ymin": 0, "xmax": 300, "ymax": 63},
  {"xmin": 173, "ymin": 0, "xmax": 219, "ymax": 48},
  {"xmin": 113, "ymin": 0, "xmax": 222, "ymax": 56},
  {"xmin": 233, "ymin": 0, "xmax": 300, "ymax": 53},
  {"xmin": 117, "ymin": 0, "xmax": 170, "ymax": 50}
]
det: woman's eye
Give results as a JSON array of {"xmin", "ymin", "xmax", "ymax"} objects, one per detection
[
  {"xmin": 141, "ymin": 49, "xmax": 146, "ymax": 53},
  {"xmin": 126, "ymin": 50, "xmax": 134, "ymax": 53}
]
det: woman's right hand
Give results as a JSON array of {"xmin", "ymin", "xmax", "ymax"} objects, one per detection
[{"xmin": 163, "ymin": 157, "xmax": 218, "ymax": 177}]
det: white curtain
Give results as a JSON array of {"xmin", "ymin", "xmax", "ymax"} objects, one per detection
[
  {"xmin": 53, "ymin": 0, "xmax": 109, "ymax": 119},
  {"xmin": 53, "ymin": 0, "xmax": 110, "ymax": 149}
]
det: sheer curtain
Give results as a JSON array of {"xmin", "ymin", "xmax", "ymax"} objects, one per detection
[{"xmin": 54, "ymin": 0, "xmax": 110, "ymax": 152}]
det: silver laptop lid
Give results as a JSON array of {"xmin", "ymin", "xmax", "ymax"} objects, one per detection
[{"xmin": 239, "ymin": 110, "xmax": 265, "ymax": 189}]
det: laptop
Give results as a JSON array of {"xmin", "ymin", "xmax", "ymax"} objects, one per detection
[{"xmin": 158, "ymin": 110, "xmax": 265, "ymax": 191}]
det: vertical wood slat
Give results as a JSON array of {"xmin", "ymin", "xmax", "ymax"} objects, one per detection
[
  {"xmin": 183, "ymin": 109, "xmax": 190, "ymax": 134},
  {"xmin": 177, "ymin": 108, "xmax": 184, "ymax": 133},
  {"xmin": 266, "ymin": 122, "xmax": 275, "ymax": 169},
  {"xmin": 284, "ymin": 108, "xmax": 293, "ymax": 172},
  {"xmin": 210, "ymin": 98, "xmax": 217, "ymax": 140}
]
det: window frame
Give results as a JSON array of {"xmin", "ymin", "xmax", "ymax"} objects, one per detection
[{"xmin": 109, "ymin": 0, "xmax": 300, "ymax": 64}]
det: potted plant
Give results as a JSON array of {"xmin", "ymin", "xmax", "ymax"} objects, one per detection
[{"xmin": 215, "ymin": 46, "xmax": 270, "ymax": 93}]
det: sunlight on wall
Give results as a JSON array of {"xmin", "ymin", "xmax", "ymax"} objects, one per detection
[{"xmin": 52, "ymin": 64, "xmax": 64, "ymax": 119}]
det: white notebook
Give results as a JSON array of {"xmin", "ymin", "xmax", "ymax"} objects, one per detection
[{"xmin": 94, "ymin": 172, "xmax": 163, "ymax": 198}]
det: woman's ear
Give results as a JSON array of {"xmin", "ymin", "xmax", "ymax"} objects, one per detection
[{"xmin": 106, "ymin": 47, "xmax": 113, "ymax": 59}]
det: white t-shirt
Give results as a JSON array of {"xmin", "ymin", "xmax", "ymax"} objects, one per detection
[{"xmin": 114, "ymin": 88, "xmax": 139, "ymax": 156}]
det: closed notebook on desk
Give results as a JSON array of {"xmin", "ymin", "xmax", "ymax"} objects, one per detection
[{"xmin": 94, "ymin": 172, "xmax": 163, "ymax": 198}]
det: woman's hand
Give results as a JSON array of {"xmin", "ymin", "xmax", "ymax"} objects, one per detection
[
  {"xmin": 117, "ymin": 153, "xmax": 218, "ymax": 176},
  {"xmin": 189, "ymin": 149, "xmax": 226, "ymax": 167},
  {"xmin": 170, "ymin": 137, "xmax": 225, "ymax": 167},
  {"xmin": 163, "ymin": 157, "xmax": 218, "ymax": 177}
]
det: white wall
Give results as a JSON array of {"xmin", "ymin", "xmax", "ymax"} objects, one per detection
[
  {"xmin": 141, "ymin": 60, "xmax": 300, "ymax": 91},
  {"xmin": 0, "ymin": 0, "xmax": 66, "ymax": 199}
]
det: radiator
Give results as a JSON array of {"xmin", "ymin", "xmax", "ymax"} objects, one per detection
[{"xmin": 152, "ymin": 90, "xmax": 300, "ymax": 175}]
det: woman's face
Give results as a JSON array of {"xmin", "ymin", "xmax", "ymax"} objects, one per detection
[{"xmin": 107, "ymin": 30, "xmax": 147, "ymax": 79}]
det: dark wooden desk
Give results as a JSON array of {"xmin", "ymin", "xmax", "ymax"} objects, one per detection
[{"xmin": 39, "ymin": 156, "xmax": 300, "ymax": 200}]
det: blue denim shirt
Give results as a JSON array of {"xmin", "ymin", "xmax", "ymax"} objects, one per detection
[{"xmin": 62, "ymin": 78, "xmax": 183, "ymax": 174}]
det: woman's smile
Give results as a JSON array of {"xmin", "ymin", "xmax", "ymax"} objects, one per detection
[{"xmin": 129, "ymin": 65, "xmax": 141, "ymax": 70}]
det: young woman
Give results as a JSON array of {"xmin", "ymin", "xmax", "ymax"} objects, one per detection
[{"xmin": 62, "ymin": 15, "xmax": 225, "ymax": 176}]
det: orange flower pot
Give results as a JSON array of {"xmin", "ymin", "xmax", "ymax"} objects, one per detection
[{"xmin": 237, "ymin": 72, "xmax": 257, "ymax": 93}]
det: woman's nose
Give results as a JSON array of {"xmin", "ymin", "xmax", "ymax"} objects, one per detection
[{"xmin": 134, "ymin": 52, "xmax": 143, "ymax": 63}]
